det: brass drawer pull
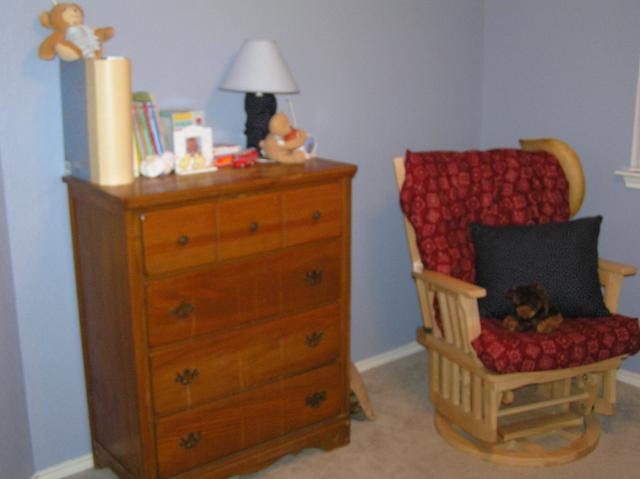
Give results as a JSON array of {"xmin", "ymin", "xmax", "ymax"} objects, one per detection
[
  {"xmin": 304, "ymin": 270, "xmax": 324, "ymax": 285},
  {"xmin": 175, "ymin": 368, "xmax": 199, "ymax": 386},
  {"xmin": 305, "ymin": 391, "xmax": 327, "ymax": 408},
  {"xmin": 177, "ymin": 235, "xmax": 189, "ymax": 246},
  {"xmin": 249, "ymin": 222, "xmax": 259, "ymax": 233},
  {"xmin": 171, "ymin": 301, "xmax": 195, "ymax": 318},
  {"xmin": 179, "ymin": 432, "xmax": 202, "ymax": 449},
  {"xmin": 311, "ymin": 210, "xmax": 322, "ymax": 222},
  {"xmin": 305, "ymin": 331, "xmax": 325, "ymax": 348}
]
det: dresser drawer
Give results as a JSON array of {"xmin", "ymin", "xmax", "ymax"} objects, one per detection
[
  {"xmin": 150, "ymin": 303, "xmax": 340, "ymax": 415},
  {"xmin": 218, "ymin": 192, "xmax": 283, "ymax": 260},
  {"xmin": 146, "ymin": 240, "xmax": 342, "ymax": 347},
  {"xmin": 282, "ymin": 240, "xmax": 342, "ymax": 312},
  {"xmin": 142, "ymin": 202, "xmax": 217, "ymax": 275},
  {"xmin": 146, "ymin": 254, "xmax": 281, "ymax": 347},
  {"xmin": 155, "ymin": 361, "xmax": 343, "ymax": 478},
  {"xmin": 284, "ymin": 182, "xmax": 342, "ymax": 246}
]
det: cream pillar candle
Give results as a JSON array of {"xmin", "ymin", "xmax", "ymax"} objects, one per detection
[{"xmin": 85, "ymin": 56, "xmax": 133, "ymax": 185}]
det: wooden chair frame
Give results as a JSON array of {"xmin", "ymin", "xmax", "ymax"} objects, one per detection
[{"xmin": 394, "ymin": 139, "xmax": 637, "ymax": 466}]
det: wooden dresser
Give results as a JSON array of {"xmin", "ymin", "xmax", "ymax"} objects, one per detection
[{"xmin": 65, "ymin": 159, "xmax": 357, "ymax": 479}]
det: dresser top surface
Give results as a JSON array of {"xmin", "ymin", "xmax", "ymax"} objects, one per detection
[{"xmin": 64, "ymin": 158, "xmax": 357, "ymax": 209}]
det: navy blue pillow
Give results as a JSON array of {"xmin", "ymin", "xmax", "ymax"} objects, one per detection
[{"xmin": 470, "ymin": 216, "xmax": 609, "ymax": 319}]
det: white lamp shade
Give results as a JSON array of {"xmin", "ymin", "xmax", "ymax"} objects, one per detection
[{"xmin": 220, "ymin": 39, "xmax": 299, "ymax": 94}]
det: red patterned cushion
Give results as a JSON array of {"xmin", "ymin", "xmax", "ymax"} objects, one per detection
[
  {"xmin": 399, "ymin": 149, "xmax": 570, "ymax": 283},
  {"xmin": 472, "ymin": 315, "xmax": 640, "ymax": 373}
]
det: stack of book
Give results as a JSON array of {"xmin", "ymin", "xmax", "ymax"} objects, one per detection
[{"xmin": 131, "ymin": 92, "xmax": 165, "ymax": 176}]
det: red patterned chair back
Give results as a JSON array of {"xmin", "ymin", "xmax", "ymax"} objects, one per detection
[{"xmin": 399, "ymin": 149, "xmax": 570, "ymax": 283}]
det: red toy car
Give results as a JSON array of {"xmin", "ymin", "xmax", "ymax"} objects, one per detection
[{"xmin": 232, "ymin": 148, "xmax": 259, "ymax": 168}]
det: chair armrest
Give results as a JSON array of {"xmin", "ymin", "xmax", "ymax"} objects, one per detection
[
  {"xmin": 417, "ymin": 327, "xmax": 486, "ymax": 374},
  {"xmin": 598, "ymin": 258, "xmax": 637, "ymax": 277},
  {"xmin": 412, "ymin": 269, "xmax": 485, "ymax": 346},
  {"xmin": 412, "ymin": 269, "xmax": 486, "ymax": 299},
  {"xmin": 598, "ymin": 258, "xmax": 636, "ymax": 313}
]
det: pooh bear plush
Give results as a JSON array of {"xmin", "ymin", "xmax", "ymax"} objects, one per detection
[
  {"xmin": 259, "ymin": 113, "xmax": 313, "ymax": 164},
  {"xmin": 38, "ymin": 3, "xmax": 114, "ymax": 61}
]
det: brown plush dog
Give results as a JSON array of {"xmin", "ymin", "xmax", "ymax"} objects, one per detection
[{"xmin": 503, "ymin": 284, "xmax": 563, "ymax": 333}]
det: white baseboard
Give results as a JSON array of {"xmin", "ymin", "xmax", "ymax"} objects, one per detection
[
  {"xmin": 31, "ymin": 343, "xmax": 640, "ymax": 479},
  {"xmin": 355, "ymin": 341, "xmax": 423, "ymax": 372},
  {"xmin": 618, "ymin": 368, "xmax": 640, "ymax": 388},
  {"xmin": 32, "ymin": 453, "xmax": 93, "ymax": 479}
]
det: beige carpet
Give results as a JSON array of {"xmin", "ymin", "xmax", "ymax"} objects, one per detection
[{"xmin": 66, "ymin": 351, "xmax": 640, "ymax": 479}]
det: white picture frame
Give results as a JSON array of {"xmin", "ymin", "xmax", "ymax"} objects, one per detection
[{"xmin": 174, "ymin": 125, "xmax": 216, "ymax": 175}]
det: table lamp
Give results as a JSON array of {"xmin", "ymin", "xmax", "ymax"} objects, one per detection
[{"xmin": 220, "ymin": 39, "xmax": 299, "ymax": 149}]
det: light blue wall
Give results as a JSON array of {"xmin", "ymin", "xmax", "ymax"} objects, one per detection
[
  {"xmin": 1, "ymin": 3, "xmax": 88, "ymax": 473},
  {"xmin": 481, "ymin": 0, "xmax": 640, "ymax": 373},
  {"xmin": 0, "ymin": 0, "xmax": 484, "ymax": 471},
  {"xmin": 0, "ymin": 152, "xmax": 34, "ymax": 479}
]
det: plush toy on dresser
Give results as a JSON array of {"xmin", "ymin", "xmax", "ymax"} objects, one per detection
[
  {"xmin": 503, "ymin": 283, "xmax": 564, "ymax": 333},
  {"xmin": 259, "ymin": 112, "xmax": 316, "ymax": 164},
  {"xmin": 38, "ymin": 2, "xmax": 114, "ymax": 61}
]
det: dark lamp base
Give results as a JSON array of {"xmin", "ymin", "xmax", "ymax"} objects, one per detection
[{"xmin": 244, "ymin": 93, "xmax": 276, "ymax": 150}]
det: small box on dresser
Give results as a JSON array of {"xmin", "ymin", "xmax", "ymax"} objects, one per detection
[{"xmin": 64, "ymin": 159, "xmax": 357, "ymax": 479}]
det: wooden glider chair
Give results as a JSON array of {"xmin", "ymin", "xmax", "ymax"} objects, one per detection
[{"xmin": 394, "ymin": 139, "xmax": 640, "ymax": 466}]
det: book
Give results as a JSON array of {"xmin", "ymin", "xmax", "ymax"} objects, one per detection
[
  {"xmin": 132, "ymin": 134, "xmax": 140, "ymax": 177},
  {"xmin": 147, "ymin": 102, "xmax": 164, "ymax": 154},
  {"xmin": 131, "ymin": 92, "xmax": 168, "ymax": 175},
  {"xmin": 213, "ymin": 144, "xmax": 242, "ymax": 156},
  {"xmin": 159, "ymin": 109, "xmax": 205, "ymax": 150},
  {"xmin": 132, "ymin": 102, "xmax": 153, "ymax": 156},
  {"xmin": 131, "ymin": 104, "xmax": 144, "ymax": 176},
  {"xmin": 141, "ymin": 102, "xmax": 159, "ymax": 154}
]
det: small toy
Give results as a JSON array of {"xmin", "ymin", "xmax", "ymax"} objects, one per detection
[
  {"xmin": 232, "ymin": 148, "xmax": 258, "ymax": 168},
  {"xmin": 259, "ymin": 113, "xmax": 315, "ymax": 164},
  {"xmin": 213, "ymin": 144, "xmax": 242, "ymax": 167},
  {"xmin": 215, "ymin": 154, "xmax": 235, "ymax": 168},
  {"xmin": 503, "ymin": 284, "xmax": 564, "ymax": 334},
  {"xmin": 214, "ymin": 148, "xmax": 258, "ymax": 168},
  {"xmin": 38, "ymin": 2, "xmax": 114, "ymax": 61},
  {"xmin": 140, "ymin": 152, "xmax": 174, "ymax": 178}
]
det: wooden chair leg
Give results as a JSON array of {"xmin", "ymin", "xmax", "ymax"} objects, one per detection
[{"xmin": 595, "ymin": 369, "xmax": 617, "ymax": 415}]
